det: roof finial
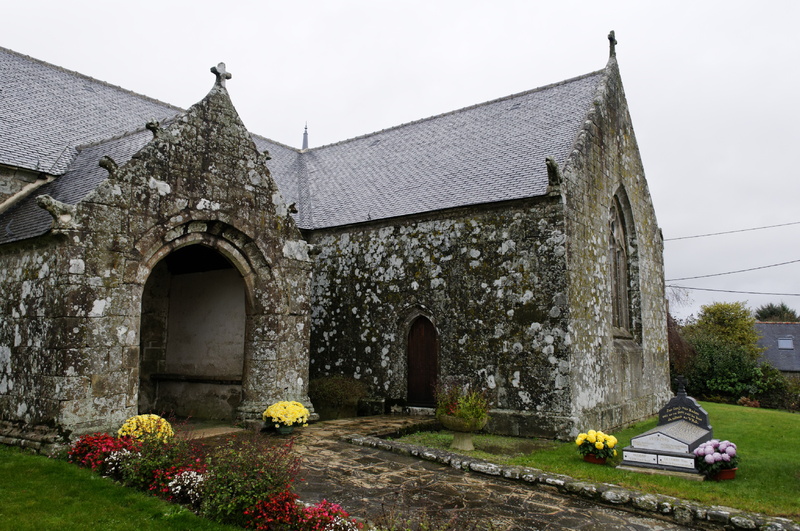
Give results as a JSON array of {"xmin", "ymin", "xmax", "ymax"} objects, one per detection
[
  {"xmin": 210, "ymin": 62, "xmax": 232, "ymax": 87},
  {"xmin": 302, "ymin": 123, "xmax": 309, "ymax": 150},
  {"xmin": 608, "ymin": 30, "xmax": 617, "ymax": 58}
]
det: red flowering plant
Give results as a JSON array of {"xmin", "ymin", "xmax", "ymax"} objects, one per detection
[
  {"xmin": 68, "ymin": 432, "xmax": 139, "ymax": 475},
  {"xmin": 245, "ymin": 490, "xmax": 362, "ymax": 531},
  {"xmin": 301, "ymin": 499, "xmax": 362, "ymax": 531},
  {"xmin": 245, "ymin": 489, "xmax": 302, "ymax": 530}
]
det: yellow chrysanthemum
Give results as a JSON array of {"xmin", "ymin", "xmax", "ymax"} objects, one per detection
[
  {"xmin": 575, "ymin": 435, "xmax": 586, "ymax": 445},
  {"xmin": 595, "ymin": 441, "xmax": 604, "ymax": 450},
  {"xmin": 263, "ymin": 401, "xmax": 310, "ymax": 427},
  {"xmin": 587, "ymin": 433, "xmax": 596, "ymax": 443},
  {"xmin": 587, "ymin": 430, "xmax": 596, "ymax": 437},
  {"xmin": 608, "ymin": 437, "xmax": 617, "ymax": 448},
  {"xmin": 118, "ymin": 414, "xmax": 174, "ymax": 442}
]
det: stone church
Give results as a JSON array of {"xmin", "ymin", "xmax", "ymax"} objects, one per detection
[{"xmin": 0, "ymin": 35, "xmax": 670, "ymax": 449}]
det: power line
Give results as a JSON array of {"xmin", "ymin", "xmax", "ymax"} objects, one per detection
[
  {"xmin": 667, "ymin": 285, "xmax": 800, "ymax": 297},
  {"xmin": 666, "ymin": 258, "xmax": 800, "ymax": 281},
  {"xmin": 664, "ymin": 221, "xmax": 800, "ymax": 242}
]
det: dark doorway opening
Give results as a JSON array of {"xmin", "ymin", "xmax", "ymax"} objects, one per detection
[
  {"xmin": 407, "ymin": 316, "xmax": 439, "ymax": 407},
  {"xmin": 139, "ymin": 244, "xmax": 246, "ymax": 420}
]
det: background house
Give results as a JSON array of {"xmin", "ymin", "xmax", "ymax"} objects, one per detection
[{"xmin": 755, "ymin": 322, "xmax": 800, "ymax": 381}]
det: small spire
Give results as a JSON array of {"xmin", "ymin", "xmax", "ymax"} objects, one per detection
[
  {"xmin": 210, "ymin": 62, "xmax": 232, "ymax": 87},
  {"xmin": 608, "ymin": 30, "xmax": 617, "ymax": 58},
  {"xmin": 302, "ymin": 123, "xmax": 309, "ymax": 150}
]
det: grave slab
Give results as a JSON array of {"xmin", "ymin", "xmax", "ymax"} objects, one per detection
[{"xmin": 619, "ymin": 378, "xmax": 711, "ymax": 475}]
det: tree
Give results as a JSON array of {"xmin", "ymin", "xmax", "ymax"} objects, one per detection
[
  {"xmin": 682, "ymin": 301, "xmax": 762, "ymax": 359},
  {"xmin": 754, "ymin": 302, "xmax": 799, "ymax": 322},
  {"xmin": 680, "ymin": 301, "xmax": 770, "ymax": 402}
]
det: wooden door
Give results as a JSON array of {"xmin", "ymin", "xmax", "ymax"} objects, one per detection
[{"xmin": 407, "ymin": 316, "xmax": 438, "ymax": 407}]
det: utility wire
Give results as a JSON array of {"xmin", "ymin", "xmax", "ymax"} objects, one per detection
[
  {"xmin": 666, "ymin": 258, "xmax": 800, "ymax": 281},
  {"xmin": 664, "ymin": 220, "xmax": 800, "ymax": 242},
  {"xmin": 667, "ymin": 285, "xmax": 800, "ymax": 297}
]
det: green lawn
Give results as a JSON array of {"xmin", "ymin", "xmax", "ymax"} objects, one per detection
[
  {"xmin": 0, "ymin": 446, "xmax": 237, "ymax": 531},
  {"xmin": 396, "ymin": 402, "xmax": 800, "ymax": 520}
]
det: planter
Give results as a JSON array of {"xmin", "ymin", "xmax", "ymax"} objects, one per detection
[
  {"xmin": 274, "ymin": 424, "xmax": 294, "ymax": 435},
  {"xmin": 437, "ymin": 415, "xmax": 488, "ymax": 452},
  {"xmin": 583, "ymin": 454, "xmax": 607, "ymax": 465},
  {"xmin": 712, "ymin": 467, "xmax": 737, "ymax": 481},
  {"xmin": 437, "ymin": 414, "xmax": 488, "ymax": 433}
]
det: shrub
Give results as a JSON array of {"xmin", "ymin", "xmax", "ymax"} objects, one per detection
[
  {"xmin": 685, "ymin": 334, "xmax": 766, "ymax": 400},
  {"xmin": 754, "ymin": 364, "xmax": 794, "ymax": 410},
  {"xmin": 118, "ymin": 433, "xmax": 198, "ymax": 492},
  {"xmin": 737, "ymin": 396, "xmax": 760, "ymax": 408},
  {"xmin": 201, "ymin": 434, "xmax": 300, "ymax": 526},
  {"xmin": 309, "ymin": 375, "xmax": 368, "ymax": 409}
]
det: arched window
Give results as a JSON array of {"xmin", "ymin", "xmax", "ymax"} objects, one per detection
[{"xmin": 609, "ymin": 197, "xmax": 630, "ymax": 332}]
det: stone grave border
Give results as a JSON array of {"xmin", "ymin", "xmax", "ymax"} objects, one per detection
[{"xmin": 344, "ymin": 433, "xmax": 799, "ymax": 531}]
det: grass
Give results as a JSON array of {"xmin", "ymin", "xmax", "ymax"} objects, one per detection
[
  {"xmin": 0, "ymin": 445, "xmax": 237, "ymax": 531},
  {"xmin": 395, "ymin": 402, "xmax": 800, "ymax": 520}
]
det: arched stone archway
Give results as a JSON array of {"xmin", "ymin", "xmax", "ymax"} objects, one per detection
[{"xmin": 139, "ymin": 244, "xmax": 247, "ymax": 420}]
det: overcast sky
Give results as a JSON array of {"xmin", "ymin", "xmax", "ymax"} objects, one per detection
[{"xmin": 4, "ymin": 1, "xmax": 799, "ymax": 320}]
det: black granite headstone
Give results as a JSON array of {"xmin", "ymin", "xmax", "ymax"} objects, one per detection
[
  {"xmin": 619, "ymin": 377, "xmax": 712, "ymax": 475},
  {"xmin": 656, "ymin": 376, "xmax": 711, "ymax": 430}
]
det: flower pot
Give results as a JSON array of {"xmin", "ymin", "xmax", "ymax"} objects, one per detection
[
  {"xmin": 712, "ymin": 467, "xmax": 737, "ymax": 481},
  {"xmin": 437, "ymin": 415, "xmax": 488, "ymax": 452},
  {"xmin": 275, "ymin": 424, "xmax": 294, "ymax": 435},
  {"xmin": 437, "ymin": 414, "xmax": 488, "ymax": 433},
  {"xmin": 583, "ymin": 454, "xmax": 607, "ymax": 465}
]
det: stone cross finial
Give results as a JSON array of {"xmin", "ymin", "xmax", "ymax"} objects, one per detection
[
  {"xmin": 676, "ymin": 375, "xmax": 688, "ymax": 395},
  {"xmin": 608, "ymin": 30, "xmax": 617, "ymax": 57},
  {"xmin": 211, "ymin": 62, "xmax": 232, "ymax": 87}
]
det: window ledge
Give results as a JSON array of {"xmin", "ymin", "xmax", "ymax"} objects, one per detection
[{"xmin": 612, "ymin": 327, "xmax": 633, "ymax": 340}]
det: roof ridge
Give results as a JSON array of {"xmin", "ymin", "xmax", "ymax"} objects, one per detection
[
  {"xmin": 70, "ymin": 117, "xmax": 178, "ymax": 153},
  {"xmin": 250, "ymin": 132, "xmax": 302, "ymax": 153},
  {"xmin": 0, "ymin": 46, "xmax": 185, "ymax": 115},
  {"xmin": 304, "ymin": 69, "xmax": 605, "ymax": 152}
]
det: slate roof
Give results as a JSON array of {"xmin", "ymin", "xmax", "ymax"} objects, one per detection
[
  {"xmin": 295, "ymin": 73, "xmax": 602, "ymax": 229},
  {"xmin": 755, "ymin": 322, "xmax": 800, "ymax": 373},
  {"xmin": 0, "ymin": 45, "xmax": 607, "ymax": 242},
  {"xmin": 0, "ymin": 47, "xmax": 182, "ymax": 175}
]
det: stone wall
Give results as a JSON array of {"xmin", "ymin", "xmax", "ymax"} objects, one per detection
[
  {"xmin": 0, "ymin": 81, "xmax": 313, "ymax": 447},
  {"xmin": 561, "ymin": 57, "xmax": 670, "ymax": 434},
  {"xmin": 307, "ymin": 198, "xmax": 576, "ymax": 437}
]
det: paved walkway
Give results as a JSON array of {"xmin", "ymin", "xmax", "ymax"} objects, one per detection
[{"xmin": 196, "ymin": 416, "xmax": 693, "ymax": 530}]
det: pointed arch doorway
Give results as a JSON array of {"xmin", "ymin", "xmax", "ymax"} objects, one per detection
[
  {"xmin": 407, "ymin": 316, "xmax": 439, "ymax": 407},
  {"xmin": 139, "ymin": 244, "xmax": 246, "ymax": 420}
]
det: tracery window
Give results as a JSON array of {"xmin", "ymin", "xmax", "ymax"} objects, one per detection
[{"xmin": 609, "ymin": 197, "xmax": 630, "ymax": 331}]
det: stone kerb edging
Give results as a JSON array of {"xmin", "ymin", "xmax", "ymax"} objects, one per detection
[{"xmin": 344, "ymin": 434, "xmax": 799, "ymax": 531}]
